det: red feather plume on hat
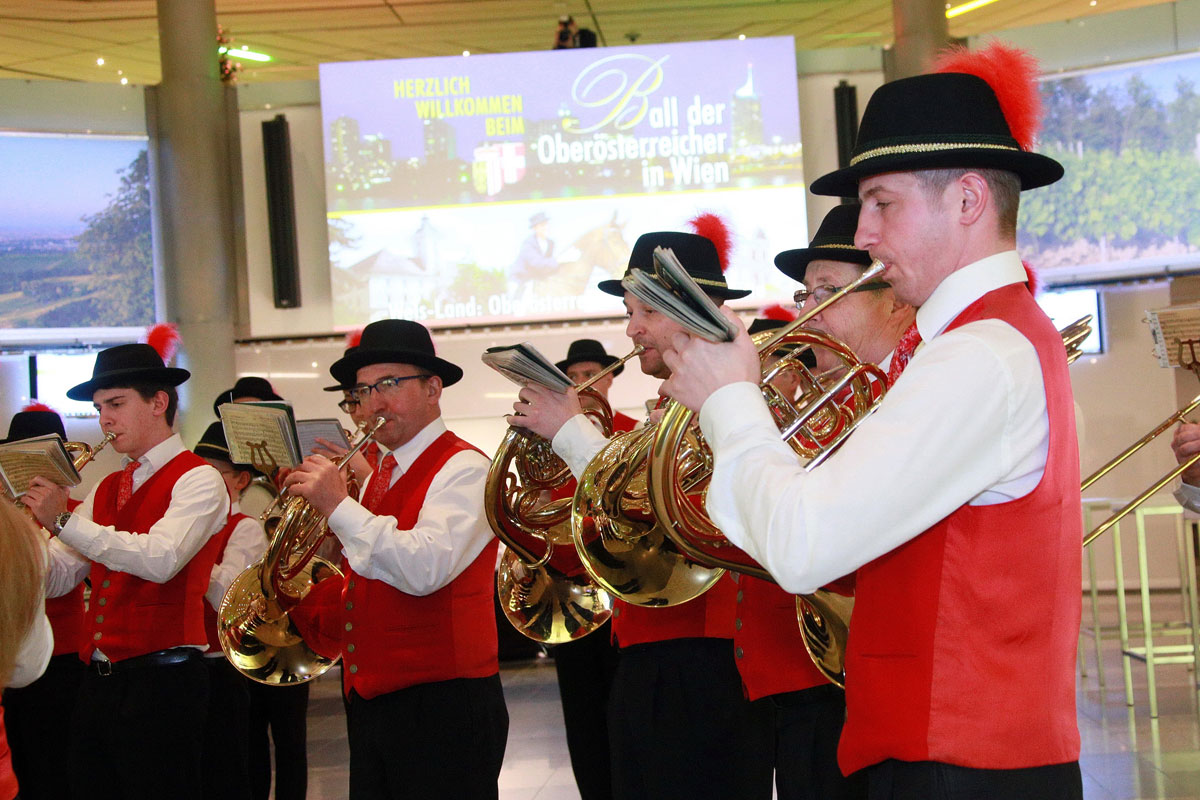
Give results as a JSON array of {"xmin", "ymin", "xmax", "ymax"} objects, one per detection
[
  {"xmin": 143, "ymin": 323, "xmax": 181, "ymax": 364},
  {"xmin": 760, "ymin": 303, "xmax": 797, "ymax": 322},
  {"xmin": 688, "ymin": 213, "xmax": 733, "ymax": 273},
  {"xmin": 345, "ymin": 328, "xmax": 364, "ymax": 349},
  {"xmin": 21, "ymin": 402, "xmax": 56, "ymax": 414},
  {"xmin": 933, "ymin": 41, "xmax": 1043, "ymax": 152}
]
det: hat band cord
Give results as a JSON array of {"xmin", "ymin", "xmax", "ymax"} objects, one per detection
[{"xmin": 850, "ymin": 140, "xmax": 1021, "ymax": 167}]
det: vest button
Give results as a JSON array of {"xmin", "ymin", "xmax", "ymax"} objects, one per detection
[
  {"xmin": 95, "ymin": 615, "xmax": 104, "ymax": 624},
  {"xmin": 345, "ymin": 622, "xmax": 353, "ymax": 632},
  {"xmin": 734, "ymin": 618, "xmax": 741, "ymax": 630},
  {"xmin": 93, "ymin": 632, "xmax": 102, "ymax": 641},
  {"xmin": 349, "ymin": 665, "xmax": 358, "ymax": 674},
  {"xmin": 101, "ymin": 580, "xmax": 110, "ymax": 589},
  {"xmin": 345, "ymin": 601, "xmax": 353, "ymax": 610},
  {"xmin": 347, "ymin": 644, "xmax": 355, "ymax": 653},
  {"xmin": 735, "ymin": 647, "xmax": 744, "ymax": 659},
  {"xmin": 98, "ymin": 598, "xmax": 107, "ymax": 606},
  {"xmin": 736, "ymin": 591, "xmax": 743, "ymax": 603},
  {"xmin": 348, "ymin": 580, "xmax": 356, "ymax": 590},
  {"xmin": 612, "ymin": 607, "xmax": 621, "ymax": 617}
]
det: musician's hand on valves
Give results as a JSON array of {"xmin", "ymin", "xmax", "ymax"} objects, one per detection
[
  {"xmin": 660, "ymin": 307, "xmax": 759, "ymax": 412},
  {"xmin": 507, "ymin": 384, "xmax": 583, "ymax": 440},
  {"xmin": 22, "ymin": 476, "xmax": 70, "ymax": 531},
  {"xmin": 283, "ymin": 455, "xmax": 349, "ymax": 517},
  {"xmin": 313, "ymin": 437, "xmax": 371, "ymax": 484},
  {"xmin": 1172, "ymin": 422, "xmax": 1200, "ymax": 486}
]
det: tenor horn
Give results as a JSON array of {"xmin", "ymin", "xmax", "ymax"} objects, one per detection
[
  {"xmin": 486, "ymin": 348, "xmax": 642, "ymax": 644},
  {"xmin": 218, "ymin": 417, "xmax": 384, "ymax": 685}
]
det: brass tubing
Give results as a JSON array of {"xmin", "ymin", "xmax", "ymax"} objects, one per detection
[
  {"xmin": 1080, "ymin": 394, "xmax": 1200, "ymax": 493},
  {"xmin": 1083, "ymin": 451, "xmax": 1200, "ymax": 547},
  {"xmin": 757, "ymin": 259, "xmax": 888, "ymax": 355}
]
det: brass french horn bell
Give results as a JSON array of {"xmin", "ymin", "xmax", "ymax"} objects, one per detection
[
  {"xmin": 486, "ymin": 348, "xmax": 643, "ymax": 643},
  {"xmin": 218, "ymin": 417, "xmax": 384, "ymax": 685}
]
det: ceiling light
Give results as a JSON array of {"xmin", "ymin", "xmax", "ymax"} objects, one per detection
[
  {"xmin": 463, "ymin": 50, "xmax": 470, "ymax": 56},
  {"xmin": 945, "ymin": 0, "xmax": 1001, "ymax": 18},
  {"xmin": 234, "ymin": 46, "xmax": 272, "ymax": 62},
  {"xmin": 96, "ymin": 57, "xmax": 105, "ymax": 66},
  {"xmin": 738, "ymin": 34, "xmax": 746, "ymax": 40},
  {"xmin": 120, "ymin": 77, "xmax": 128, "ymax": 85}
]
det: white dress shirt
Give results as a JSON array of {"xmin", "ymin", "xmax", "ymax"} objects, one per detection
[
  {"xmin": 1175, "ymin": 483, "xmax": 1200, "ymax": 514},
  {"xmin": 45, "ymin": 433, "xmax": 230, "ymax": 598},
  {"xmin": 9, "ymin": 609, "xmax": 52, "ymax": 689},
  {"xmin": 327, "ymin": 418, "xmax": 493, "ymax": 597},
  {"xmin": 552, "ymin": 413, "xmax": 614, "ymax": 481},
  {"xmin": 699, "ymin": 251, "xmax": 1051, "ymax": 594},
  {"xmin": 205, "ymin": 502, "xmax": 268, "ymax": 612}
]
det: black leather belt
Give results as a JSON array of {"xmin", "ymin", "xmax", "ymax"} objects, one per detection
[{"xmin": 89, "ymin": 647, "xmax": 202, "ymax": 676}]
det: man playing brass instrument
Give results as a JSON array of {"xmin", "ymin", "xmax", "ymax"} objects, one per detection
[
  {"xmin": 661, "ymin": 44, "xmax": 1084, "ymax": 798},
  {"xmin": 24, "ymin": 336, "xmax": 230, "ymax": 800},
  {"xmin": 285, "ymin": 319, "xmax": 508, "ymax": 799},
  {"xmin": 730, "ymin": 204, "xmax": 913, "ymax": 800},
  {"xmin": 510, "ymin": 221, "xmax": 773, "ymax": 800}
]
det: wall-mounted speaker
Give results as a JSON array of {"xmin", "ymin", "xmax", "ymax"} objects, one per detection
[{"xmin": 262, "ymin": 114, "xmax": 301, "ymax": 309}]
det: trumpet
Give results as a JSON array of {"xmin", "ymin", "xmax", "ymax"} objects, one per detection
[
  {"xmin": 486, "ymin": 347, "xmax": 643, "ymax": 644},
  {"xmin": 218, "ymin": 417, "xmax": 384, "ymax": 685}
]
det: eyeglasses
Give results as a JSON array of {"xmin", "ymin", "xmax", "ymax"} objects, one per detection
[
  {"xmin": 346, "ymin": 374, "xmax": 432, "ymax": 404},
  {"xmin": 337, "ymin": 396, "xmax": 360, "ymax": 414},
  {"xmin": 793, "ymin": 281, "xmax": 890, "ymax": 308}
]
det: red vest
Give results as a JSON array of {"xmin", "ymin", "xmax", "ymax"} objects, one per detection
[
  {"xmin": 840, "ymin": 283, "xmax": 1081, "ymax": 773},
  {"xmin": 83, "ymin": 452, "xmax": 224, "ymax": 662},
  {"xmin": 341, "ymin": 431, "xmax": 499, "ymax": 700},
  {"xmin": 610, "ymin": 576, "xmax": 735, "ymax": 647},
  {"xmin": 0, "ymin": 708, "xmax": 14, "ymax": 800},
  {"xmin": 204, "ymin": 512, "xmax": 248, "ymax": 652},
  {"xmin": 732, "ymin": 574, "xmax": 831, "ymax": 700}
]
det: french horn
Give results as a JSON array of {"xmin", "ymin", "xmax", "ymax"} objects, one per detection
[
  {"xmin": 486, "ymin": 347, "xmax": 642, "ymax": 643},
  {"xmin": 218, "ymin": 417, "xmax": 384, "ymax": 685}
]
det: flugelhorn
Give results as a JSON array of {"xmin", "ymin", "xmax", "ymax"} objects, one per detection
[
  {"xmin": 486, "ymin": 347, "xmax": 642, "ymax": 643},
  {"xmin": 218, "ymin": 417, "xmax": 384, "ymax": 685}
]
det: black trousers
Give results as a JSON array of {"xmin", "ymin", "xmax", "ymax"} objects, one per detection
[
  {"xmin": 201, "ymin": 657, "xmax": 252, "ymax": 800},
  {"xmin": 608, "ymin": 638, "xmax": 773, "ymax": 800},
  {"xmin": 3, "ymin": 653, "xmax": 85, "ymax": 800},
  {"xmin": 248, "ymin": 680, "xmax": 309, "ymax": 800},
  {"xmin": 69, "ymin": 655, "xmax": 209, "ymax": 800},
  {"xmin": 865, "ymin": 759, "xmax": 1083, "ymax": 800},
  {"xmin": 346, "ymin": 674, "xmax": 509, "ymax": 800},
  {"xmin": 552, "ymin": 620, "xmax": 619, "ymax": 800},
  {"xmin": 757, "ymin": 684, "xmax": 867, "ymax": 800}
]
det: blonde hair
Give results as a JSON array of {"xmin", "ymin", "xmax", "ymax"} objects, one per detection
[{"xmin": 0, "ymin": 502, "xmax": 46, "ymax": 686}]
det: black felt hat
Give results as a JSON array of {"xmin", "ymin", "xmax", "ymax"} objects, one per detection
[
  {"xmin": 810, "ymin": 72, "xmax": 1064, "ymax": 198},
  {"xmin": 597, "ymin": 231, "xmax": 751, "ymax": 300},
  {"xmin": 212, "ymin": 376, "xmax": 283, "ymax": 418},
  {"xmin": 3, "ymin": 406, "xmax": 65, "ymax": 444},
  {"xmin": 774, "ymin": 204, "xmax": 874, "ymax": 284},
  {"xmin": 194, "ymin": 421, "xmax": 265, "ymax": 477},
  {"xmin": 329, "ymin": 320, "xmax": 462, "ymax": 388},
  {"xmin": 66, "ymin": 344, "xmax": 190, "ymax": 402},
  {"xmin": 555, "ymin": 339, "xmax": 624, "ymax": 377}
]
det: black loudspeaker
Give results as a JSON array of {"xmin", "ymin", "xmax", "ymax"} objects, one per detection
[
  {"xmin": 262, "ymin": 114, "xmax": 301, "ymax": 309},
  {"xmin": 833, "ymin": 80, "xmax": 858, "ymax": 172}
]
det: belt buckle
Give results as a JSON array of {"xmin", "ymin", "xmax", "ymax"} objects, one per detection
[{"xmin": 95, "ymin": 659, "xmax": 113, "ymax": 677}]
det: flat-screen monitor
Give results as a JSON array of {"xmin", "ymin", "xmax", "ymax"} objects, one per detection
[
  {"xmin": 0, "ymin": 132, "xmax": 155, "ymax": 346},
  {"xmin": 1023, "ymin": 52, "xmax": 1200, "ymax": 286},
  {"xmin": 319, "ymin": 37, "xmax": 805, "ymax": 328},
  {"xmin": 1036, "ymin": 288, "xmax": 1103, "ymax": 354},
  {"xmin": 35, "ymin": 352, "xmax": 100, "ymax": 417}
]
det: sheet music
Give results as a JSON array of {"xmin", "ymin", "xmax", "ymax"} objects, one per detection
[
  {"xmin": 218, "ymin": 402, "xmax": 302, "ymax": 471},
  {"xmin": 482, "ymin": 343, "xmax": 574, "ymax": 391},
  {"xmin": 620, "ymin": 246, "xmax": 739, "ymax": 343},
  {"xmin": 296, "ymin": 419, "xmax": 351, "ymax": 459},
  {"xmin": 1146, "ymin": 303, "xmax": 1200, "ymax": 367},
  {"xmin": 0, "ymin": 434, "xmax": 80, "ymax": 497}
]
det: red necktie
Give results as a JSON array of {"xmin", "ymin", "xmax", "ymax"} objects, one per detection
[
  {"xmin": 364, "ymin": 441, "xmax": 381, "ymax": 471},
  {"xmin": 360, "ymin": 453, "xmax": 397, "ymax": 513},
  {"xmin": 116, "ymin": 461, "xmax": 139, "ymax": 510},
  {"xmin": 887, "ymin": 323, "xmax": 923, "ymax": 387}
]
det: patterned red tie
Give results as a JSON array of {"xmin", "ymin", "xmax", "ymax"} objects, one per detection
[
  {"xmin": 363, "ymin": 441, "xmax": 381, "ymax": 471},
  {"xmin": 887, "ymin": 323, "xmax": 923, "ymax": 387},
  {"xmin": 360, "ymin": 453, "xmax": 397, "ymax": 513},
  {"xmin": 115, "ymin": 461, "xmax": 139, "ymax": 510}
]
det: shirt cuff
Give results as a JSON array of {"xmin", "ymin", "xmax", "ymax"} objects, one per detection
[
  {"xmin": 57, "ymin": 513, "xmax": 102, "ymax": 560},
  {"xmin": 552, "ymin": 414, "xmax": 609, "ymax": 480},
  {"xmin": 329, "ymin": 496, "xmax": 374, "ymax": 540},
  {"xmin": 1176, "ymin": 482, "xmax": 1200, "ymax": 514},
  {"xmin": 698, "ymin": 382, "xmax": 775, "ymax": 450}
]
